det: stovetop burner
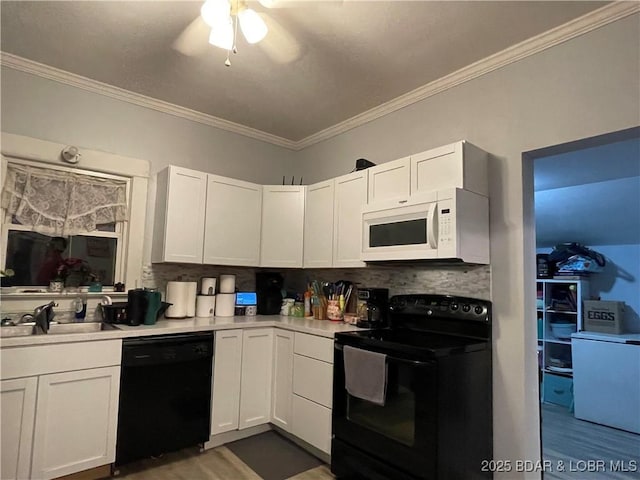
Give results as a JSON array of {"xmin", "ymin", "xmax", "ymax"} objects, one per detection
[{"xmin": 336, "ymin": 294, "xmax": 492, "ymax": 359}]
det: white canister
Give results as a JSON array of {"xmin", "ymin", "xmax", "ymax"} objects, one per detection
[
  {"xmin": 215, "ymin": 293, "xmax": 236, "ymax": 317},
  {"xmin": 186, "ymin": 282, "xmax": 197, "ymax": 317},
  {"xmin": 196, "ymin": 295, "xmax": 216, "ymax": 317},
  {"xmin": 219, "ymin": 274, "xmax": 236, "ymax": 294},
  {"xmin": 165, "ymin": 281, "xmax": 188, "ymax": 318},
  {"xmin": 201, "ymin": 277, "xmax": 217, "ymax": 296}
]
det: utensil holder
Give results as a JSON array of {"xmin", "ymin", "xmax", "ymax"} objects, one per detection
[
  {"xmin": 313, "ymin": 304, "xmax": 327, "ymax": 320},
  {"xmin": 327, "ymin": 299, "xmax": 343, "ymax": 322}
]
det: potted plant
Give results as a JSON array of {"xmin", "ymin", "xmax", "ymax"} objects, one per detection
[
  {"xmin": 56, "ymin": 258, "xmax": 92, "ymax": 289},
  {"xmin": 1, "ymin": 269, "xmax": 15, "ymax": 292}
]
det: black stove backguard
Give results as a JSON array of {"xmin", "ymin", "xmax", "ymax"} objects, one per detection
[{"xmin": 332, "ymin": 294, "xmax": 493, "ymax": 480}]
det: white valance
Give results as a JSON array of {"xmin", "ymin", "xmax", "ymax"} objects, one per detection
[{"xmin": 1, "ymin": 164, "xmax": 128, "ymax": 236}]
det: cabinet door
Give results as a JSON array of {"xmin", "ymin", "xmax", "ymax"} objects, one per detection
[
  {"xmin": 367, "ymin": 156, "xmax": 410, "ymax": 204},
  {"xmin": 333, "ymin": 171, "xmax": 367, "ymax": 267},
  {"xmin": 155, "ymin": 166, "xmax": 207, "ymax": 263},
  {"xmin": 31, "ymin": 366, "xmax": 120, "ymax": 480},
  {"xmin": 260, "ymin": 186, "xmax": 305, "ymax": 267},
  {"xmin": 1, "ymin": 377, "xmax": 37, "ymax": 480},
  {"xmin": 292, "ymin": 395, "xmax": 332, "ymax": 454},
  {"xmin": 204, "ymin": 174, "xmax": 262, "ymax": 266},
  {"xmin": 293, "ymin": 355, "xmax": 333, "ymax": 408},
  {"xmin": 411, "ymin": 141, "xmax": 488, "ymax": 197},
  {"xmin": 271, "ymin": 329, "xmax": 294, "ymax": 432},
  {"xmin": 304, "ymin": 180, "xmax": 334, "ymax": 267},
  {"xmin": 211, "ymin": 329, "xmax": 243, "ymax": 435},
  {"xmin": 239, "ymin": 328, "xmax": 274, "ymax": 429}
]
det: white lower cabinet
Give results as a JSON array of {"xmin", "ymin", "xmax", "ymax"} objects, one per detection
[
  {"xmin": 271, "ymin": 329, "xmax": 294, "ymax": 432},
  {"xmin": 292, "ymin": 395, "xmax": 332, "ymax": 455},
  {"xmin": 31, "ymin": 367, "xmax": 120, "ymax": 480},
  {"xmin": 290, "ymin": 332, "xmax": 335, "ymax": 454},
  {"xmin": 239, "ymin": 329, "xmax": 274, "ymax": 429},
  {"xmin": 211, "ymin": 328, "xmax": 274, "ymax": 435},
  {"xmin": 1, "ymin": 377, "xmax": 37, "ymax": 480},
  {"xmin": 210, "ymin": 329, "xmax": 243, "ymax": 435},
  {"xmin": 0, "ymin": 340, "xmax": 122, "ymax": 480}
]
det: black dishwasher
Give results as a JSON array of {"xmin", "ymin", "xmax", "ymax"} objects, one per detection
[{"xmin": 116, "ymin": 332, "xmax": 213, "ymax": 466}]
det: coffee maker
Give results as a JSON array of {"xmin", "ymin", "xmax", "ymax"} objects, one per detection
[
  {"xmin": 256, "ymin": 272, "xmax": 284, "ymax": 315},
  {"xmin": 356, "ymin": 287, "xmax": 389, "ymax": 328}
]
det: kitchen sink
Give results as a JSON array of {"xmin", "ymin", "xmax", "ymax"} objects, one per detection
[
  {"xmin": 0, "ymin": 322, "xmax": 118, "ymax": 337},
  {"xmin": 48, "ymin": 322, "xmax": 118, "ymax": 334},
  {"xmin": 0, "ymin": 324, "xmax": 36, "ymax": 337}
]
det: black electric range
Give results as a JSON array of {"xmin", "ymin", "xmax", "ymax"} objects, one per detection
[{"xmin": 332, "ymin": 294, "xmax": 493, "ymax": 480}]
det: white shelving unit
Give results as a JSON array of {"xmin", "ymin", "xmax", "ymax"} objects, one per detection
[{"xmin": 536, "ymin": 278, "xmax": 589, "ymax": 408}]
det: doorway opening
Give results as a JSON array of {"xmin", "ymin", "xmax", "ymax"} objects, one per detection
[{"xmin": 524, "ymin": 126, "xmax": 640, "ymax": 478}]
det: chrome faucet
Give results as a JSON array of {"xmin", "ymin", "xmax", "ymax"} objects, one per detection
[{"xmin": 33, "ymin": 301, "xmax": 57, "ymax": 334}]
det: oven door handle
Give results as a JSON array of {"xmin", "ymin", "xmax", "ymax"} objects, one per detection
[{"xmin": 335, "ymin": 343, "xmax": 434, "ymax": 367}]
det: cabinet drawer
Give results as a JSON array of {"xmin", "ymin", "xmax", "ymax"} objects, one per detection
[
  {"xmin": 1, "ymin": 340, "xmax": 122, "ymax": 380},
  {"xmin": 294, "ymin": 333, "xmax": 333, "ymax": 363},
  {"xmin": 293, "ymin": 354, "xmax": 332, "ymax": 408},
  {"xmin": 543, "ymin": 373, "xmax": 573, "ymax": 408},
  {"xmin": 292, "ymin": 395, "xmax": 332, "ymax": 454}
]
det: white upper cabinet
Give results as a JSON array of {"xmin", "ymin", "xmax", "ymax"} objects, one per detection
[
  {"xmin": 303, "ymin": 180, "xmax": 334, "ymax": 268},
  {"xmin": 411, "ymin": 141, "xmax": 488, "ymax": 198},
  {"xmin": 333, "ymin": 171, "xmax": 367, "ymax": 267},
  {"xmin": 204, "ymin": 174, "xmax": 262, "ymax": 266},
  {"xmin": 261, "ymin": 186, "xmax": 306, "ymax": 268},
  {"xmin": 152, "ymin": 166, "xmax": 207, "ymax": 263},
  {"xmin": 367, "ymin": 155, "xmax": 410, "ymax": 204}
]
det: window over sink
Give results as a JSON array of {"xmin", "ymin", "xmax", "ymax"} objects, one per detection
[
  {"xmin": 0, "ymin": 132, "xmax": 150, "ymax": 292},
  {"xmin": 1, "ymin": 159, "xmax": 130, "ymax": 289}
]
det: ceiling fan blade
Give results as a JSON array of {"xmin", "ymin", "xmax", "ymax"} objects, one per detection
[
  {"xmin": 258, "ymin": 0, "xmax": 342, "ymax": 8},
  {"xmin": 172, "ymin": 17, "xmax": 210, "ymax": 57},
  {"xmin": 258, "ymin": 12, "xmax": 302, "ymax": 64}
]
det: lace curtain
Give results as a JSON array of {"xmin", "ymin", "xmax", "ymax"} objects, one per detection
[{"xmin": 1, "ymin": 163, "xmax": 128, "ymax": 236}]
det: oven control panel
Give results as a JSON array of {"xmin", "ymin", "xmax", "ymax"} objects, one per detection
[{"xmin": 389, "ymin": 294, "xmax": 491, "ymax": 323}]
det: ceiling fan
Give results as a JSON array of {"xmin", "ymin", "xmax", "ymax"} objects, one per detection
[{"xmin": 172, "ymin": 0, "xmax": 302, "ymax": 66}]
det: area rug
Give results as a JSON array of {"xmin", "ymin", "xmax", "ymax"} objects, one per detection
[{"xmin": 226, "ymin": 431, "xmax": 323, "ymax": 480}]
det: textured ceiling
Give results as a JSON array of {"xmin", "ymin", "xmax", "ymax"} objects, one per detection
[{"xmin": 1, "ymin": 1, "xmax": 607, "ymax": 142}]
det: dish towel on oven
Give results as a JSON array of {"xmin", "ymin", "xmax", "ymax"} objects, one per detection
[{"xmin": 343, "ymin": 345, "xmax": 388, "ymax": 406}]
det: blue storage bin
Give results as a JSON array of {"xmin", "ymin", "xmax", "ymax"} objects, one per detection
[{"xmin": 543, "ymin": 372, "xmax": 573, "ymax": 408}]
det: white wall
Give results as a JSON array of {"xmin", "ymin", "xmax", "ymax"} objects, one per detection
[
  {"xmin": 0, "ymin": 66, "xmax": 299, "ymax": 263},
  {"xmin": 295, "ymin": 14, "xmax": 640, "ymax": 476}
]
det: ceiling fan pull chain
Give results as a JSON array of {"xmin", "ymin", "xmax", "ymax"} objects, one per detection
[
  {"xmin": 225, "ymin": 51, "xmax": 231, "ymax": 67},
  {"xmin": 232, "ymin": 0, "xmax": 239, "ymax": 54}
]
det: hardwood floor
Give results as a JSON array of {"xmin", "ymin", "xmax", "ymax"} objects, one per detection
[
  {"xmin": 542, "ymin": 403, "xmax": 640, "ymax": 479},
  {"xmin": 113, "ymin": 408, "xmax": 639, "ymax": 480},
  {"xmin": 115, "ymin": 445, "xmax": 334, "ymax": 480}
]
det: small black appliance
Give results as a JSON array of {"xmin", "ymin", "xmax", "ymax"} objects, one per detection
[
  {"xmin": 355, "ymin": 287, "xmax": 389, "ymax": 328},
  {"xmin": 256, "ymin": 272, "xmax": 284, "ymax": 315}
]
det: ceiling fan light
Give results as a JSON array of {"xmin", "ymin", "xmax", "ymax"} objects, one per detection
[
  {"xmin": 238, "ymin": 9, "xmax": 268, "ymax": 44},
  {"xmin": 201, "ymin": 0, "xmax": 230, "ymax": 27},
  {"xmin": 208, "ymin": 19, "xmax": 234, "ymax": 50}
]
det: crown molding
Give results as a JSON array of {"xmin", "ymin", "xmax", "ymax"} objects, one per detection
[
  {"xmin": 1, "ymin": 2, "xmax": 637, "ymax": 152},
  {"xmin": 0, "ymin": 52, "xmax": 297, "ymax": 150},
  {"xmin": 294, "ymin": 2, "xmax": 640, "ymax": 150}
]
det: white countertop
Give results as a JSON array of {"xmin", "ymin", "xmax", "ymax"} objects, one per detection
[
  {"xmin": 0, "ymin": 315, "xmax": 365, "ymax": 348},
  {"xmin": 572, "ymin": 331, "xmax": 640, "ymax": 344}
]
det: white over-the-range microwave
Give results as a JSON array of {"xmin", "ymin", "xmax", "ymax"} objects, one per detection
[{"xmin": 361, "ymin": 188, "xmax": 489, "ymax": 264}]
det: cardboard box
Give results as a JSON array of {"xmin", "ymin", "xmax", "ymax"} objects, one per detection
[{"xmin": 583, "ymin": 300, "xmax": 625, "ymax": 334}]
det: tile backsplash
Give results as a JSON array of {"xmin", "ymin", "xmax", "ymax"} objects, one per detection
[{"xmin": 144, "ymin": 263, "xmax": 490, "ymax": 300}]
